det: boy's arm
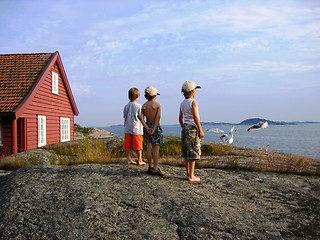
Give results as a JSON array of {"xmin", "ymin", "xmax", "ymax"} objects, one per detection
[
  {"xmin": 192, "ymin": 100, "xmax": 205, "ymax": 138},
  {"xmin": 140, "ymin": 106, "xmax": 149, "ymax": 130},
  {"xmin": 179, "ymin": 108, "xmax": 184, "ymax": 128},
  {"xmin": 150, "ymin": 103, "xmax": 161, "ymax": 134},
  {"xmin": 123, "ymin": 105, "xmax": 126, "ymax": 119}
]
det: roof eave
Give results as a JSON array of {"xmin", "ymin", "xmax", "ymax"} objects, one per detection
[
  {"xmin": 14, "ymin": 52, "xmax": 56, "ymax": 117},
  {"xmin": 14, "ymin": 51, "xmax": 79, "ymax": 117}
]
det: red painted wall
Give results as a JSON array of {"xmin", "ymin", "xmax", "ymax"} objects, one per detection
[
  {"xmin": 0, "ymin": 118, "xmax": 13, "ymax": 157},
  {"xmin": 19, "ymin": 62, "xmax": 75, "ymax": 151}
]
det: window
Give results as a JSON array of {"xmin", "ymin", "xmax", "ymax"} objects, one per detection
[
  {"xmin": 60, "ymin": 117, "xmax": 70, "ymax": 142},
  {"xmin": 38, "ymin": 115, "xmax": 46, "ymax": 147},
  {"xmin": 0, "ymin": 118, "xmax": 2, "ymax": 146},
  {"xmin": 52, "ymin": 71, "xmax": 59, "ymax": 94}
]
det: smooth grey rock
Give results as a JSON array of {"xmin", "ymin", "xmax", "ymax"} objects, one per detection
[{"xmin": 0, "ymin": 164, "xmax": 319, "ymax": 239}]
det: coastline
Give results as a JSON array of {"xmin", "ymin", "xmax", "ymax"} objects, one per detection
[{"xmin": 104, "ymin": 124, "xmax": 320, "ymax": 160}]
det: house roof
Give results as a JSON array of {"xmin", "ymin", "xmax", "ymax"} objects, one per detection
[
  {"xmin": 0, "ymin": 52, "xmax": 79, "ymax": 116},
  {"xmin": 0, "ymin": 53, "xmax": 54, "ymax": 112}
]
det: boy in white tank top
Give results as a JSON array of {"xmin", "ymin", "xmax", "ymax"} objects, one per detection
[{"xmin": 179, "ymin": 81, "xmax": 204, "ymax": 182}]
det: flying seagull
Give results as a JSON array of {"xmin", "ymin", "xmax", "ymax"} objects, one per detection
[
  {"xmin": 206, "ymin": 128, "xmax": 224, "ymax": 133},
  {"xmin": 220, "ymin": 126, "xmax": 235, "ymax": 145},
  {"xmin": 247, "ymin": 121, "xmax": 268, "ymax": 132}
]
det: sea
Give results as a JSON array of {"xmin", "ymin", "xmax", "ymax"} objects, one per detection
[{"xmin": 104, "ymin": 123, "xmax": 320, "ymax": 160}]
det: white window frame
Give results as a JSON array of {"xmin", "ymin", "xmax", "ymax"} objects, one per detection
[
  {"xmin": 60, "ymin": 117, "xmax": 70, "ymax": 142},
  {"xmin": 52, "ymin": 71, "xmax": 59, "ymax": 95},
  {"xmin": 0, "ymin": 118, "xmax": 3, "ymax": 146},
  {"xmin": 38, "ymin": 115, "xmax": 46, "ymax": 147}
]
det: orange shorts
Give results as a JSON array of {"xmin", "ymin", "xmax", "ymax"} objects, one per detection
[{"xmin": 123, "ymin": 134, "xmax": 144, "ymax": 151}]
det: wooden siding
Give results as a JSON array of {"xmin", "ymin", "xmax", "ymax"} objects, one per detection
[
  {"xmin": 0, "ymin": 118, "xmax": 13, "ymax": 157},
  {"xmin": 0, "ymin": 118, "xmax": 27, "ymax": 156},
  {"xmin": 19, "ymin": 62, "xmax": 75, "ymax": 150}
]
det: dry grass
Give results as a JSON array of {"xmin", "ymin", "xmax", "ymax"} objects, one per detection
[
  {"xmin": 0, "ymin": 151, "xmax": 44, "ymax": 170},
  {"xmin": 0, "ymin": 136, "xmax": 319, "ymax": 175},
  {"xmin": 160, "ymin": 139, "xmax": 319, "ymax": 175},
  {"xmin": 44, "ymin": 138, "xmax": 119, "ymax": 165}
]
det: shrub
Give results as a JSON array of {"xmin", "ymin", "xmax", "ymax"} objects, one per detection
[
  {"xmin": 74, "ymin": 124, "xmax": 90, "ymax": 136},
  {"xmin": 160, "ymin": 137, "xmax": 181, "ymax": 157}
]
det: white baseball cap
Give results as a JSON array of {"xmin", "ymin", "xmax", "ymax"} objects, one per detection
[
  {"xmin": 181, "ymin": 81, "xmax": 201, "ymax": 92},
  {"xmin": 145, "ymin": 86, "xmax": 160, "ymax": 96}
]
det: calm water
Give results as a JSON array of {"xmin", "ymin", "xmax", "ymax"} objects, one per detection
[{"xmin": 104, "ymin": 124, "xmax": 320, "ymax": 159}]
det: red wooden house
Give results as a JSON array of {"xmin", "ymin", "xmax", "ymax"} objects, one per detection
[{"xmin": 0, "ymin": 51, "xmax": 79, "ymax": 157}]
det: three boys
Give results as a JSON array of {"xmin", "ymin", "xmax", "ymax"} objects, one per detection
[{"xmin": 123, "ymin": 81, "xmax": 204, "ymax": 181}]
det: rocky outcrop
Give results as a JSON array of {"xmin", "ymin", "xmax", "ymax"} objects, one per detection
[
  {"xmin": 0, "ymin": 163, "xmax": 319, "ymax": 239},
  {"xmin": 74, "ymin": 127, "xmax": 114, "ymax": 140}
]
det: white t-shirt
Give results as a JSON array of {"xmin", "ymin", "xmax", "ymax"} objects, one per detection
[
  {"xmin": 180, "ymin": 98, "xmax": 199, "ymax": 127},
  {"xmin": 123, "ymin": 101, "xmax": 143, "ymax": 135}
]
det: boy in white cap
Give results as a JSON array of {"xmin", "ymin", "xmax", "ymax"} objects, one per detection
[
  {"xmin": 179, "ymin": 81, "xmax": 204, "ymax": 182},
  {"xmin": 141, "ymin": 86, "xmax": 165, "ymax": 176}
]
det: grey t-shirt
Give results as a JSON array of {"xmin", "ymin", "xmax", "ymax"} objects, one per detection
[{"xmin": 123, "ymin": 101, "xmax": 143, "ymax": 135}]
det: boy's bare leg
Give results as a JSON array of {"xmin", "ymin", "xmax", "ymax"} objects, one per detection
[
  {"xmin": 152, "ymin": 144, "xmax": 160, "ymax": 170},
  {"xmin": 126, "ymin": 150, "xmax": 137, "ymax": 164},
  {"xmin": 137, "ymin": 150, "xmax": 146, "ymax": 165},
  {"xmin": 185, "ymin": 159, "xmax": 189, "ymax": 179},
  {"xmin": 146, "ymin": 143, "xmax": 153, "ymax": 168},
  {"xmin": 187, "ymin": 160, "xmax": 200, "ymax": 182}
]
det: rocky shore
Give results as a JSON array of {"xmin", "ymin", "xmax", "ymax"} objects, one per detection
[{"xmin": 0, "ymin": 163, "xmax": 319, "ymax": 239}]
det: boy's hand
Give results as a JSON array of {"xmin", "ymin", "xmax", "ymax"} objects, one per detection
[
  {"xmin": 147, "ymin": 128, "xmax": 154, "ymax": 135},
  {"xmin": 149, "ymin": 128, "xmax": 155, "ymax": 135},
  {"xmin": 199, "ymin": 130, "xmax": 205, "ymax": 139}
]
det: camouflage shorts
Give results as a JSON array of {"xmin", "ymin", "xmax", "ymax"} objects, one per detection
[
  {"xmin": 181, "ymin": 124, "xmax": 201, "ymax": 160},
  {"xmin": 144, "ymin": 122, "xmax": 164, "ymax": 145}
]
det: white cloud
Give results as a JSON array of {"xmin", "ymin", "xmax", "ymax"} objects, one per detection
[
  {"xmin": 71, "ymin": 83, "xmax": 92, "ymax": 96},
  {"xmin": 195, "ymin": 61, "xmax": 320, "ymax": 75},
  {"xmin": 248, "ymin": 61, "xmax": 320, "ymax": 73}
]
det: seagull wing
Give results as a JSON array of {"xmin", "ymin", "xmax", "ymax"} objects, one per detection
[
  {"xmin": 261, "ymin": 121, "xmax": 268, "ymax": 128},
  {"xmin": 248, "ymin": 123, "xmax": 261, "ymax": 131},
  {"xmin": 220, "ymin": 134, "xmax": 228, "ymax": 143},
  {"xmin": 257, "ymin": 121, "xmax": 264, "ymax": 127},
  {"xmin": 229, "ymin": 127, "xmax": 235, "ymax": 135}
]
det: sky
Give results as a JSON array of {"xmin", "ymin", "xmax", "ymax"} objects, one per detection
[{"xmin": 1, "ymin": 0, "xmax": 319, "ymax": 127}]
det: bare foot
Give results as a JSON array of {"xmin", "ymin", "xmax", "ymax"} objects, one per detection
[
  {"xmin": 138, "ymin": 160, "xmax": 146, "ymax": 165},
  {"xmin": 128, "ymin": 160, "xmax": 137, "ymax": 165},
  {"xmin": 188, "ymin": 176, "xmax": 201, "ymax": 182}
]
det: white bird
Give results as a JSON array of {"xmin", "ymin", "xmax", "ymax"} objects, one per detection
[
  {"xmin": 220, "ymin": 126, "xmax": 235, "ymax": 145},
  {"xmin": 206, "ymin": 128, "xmax": 224, "ymax": 133},
  {"xmin": 265, "ymin": 144, "xmax": 270, "ymax": 152},
  {"xmin": 247, "ymin": 121, "xmax": 268, "ymax": 132}
]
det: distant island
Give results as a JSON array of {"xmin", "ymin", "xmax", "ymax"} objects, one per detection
[
  {"xmin": 104, "ymin": 118, "xmax": 320, "ymax": 129},
  {"xmin": 202, "ymin": 118, "xmax": 320, "ymax": 126}
]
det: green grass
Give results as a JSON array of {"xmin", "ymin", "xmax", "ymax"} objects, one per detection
[
  {"xmin": 0, "ymin": 136, "xmax": 319, "ymax": 175},
  {"xmin": 74, "ymin": 124, "xmax": 90, "ymax": 136}
]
